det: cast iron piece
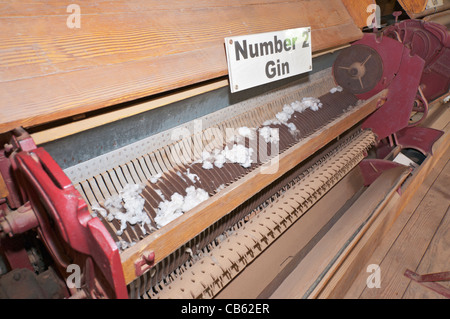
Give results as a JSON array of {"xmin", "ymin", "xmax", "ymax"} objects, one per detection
[{"xmin": 333, "ymin": 44, "xmax": 383, "ymax": 95}]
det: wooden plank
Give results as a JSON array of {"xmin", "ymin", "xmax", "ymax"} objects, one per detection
[
  {"xmin": 358, "ymin": 159, "xmax": 450, "ymax": 298},
  {"xmin": 338, "ymin": 119, "xmax": 450, "ymax": 299},
  {"xmin": 341, "ymin": 0, "xmax": 376, "ymax": 28},
  {"xmin": 30, "ymin": 79, "xmax": 229, "ymax": 145},
  {"xmin": 398, "ymin": 0, "xmax": 450, "ymax": 18},
  {"xmin": 119, "ymin": 90, "xmax": 387, "ymax": 285},
  {"xmin": 403, "ymin": 206, "xmax": 450, "ymax": 299},
  {"xmin": 269, "ymin": 165, "xmax": 410, "ymax": 299},
  {"xmin": 0, "ymin": 0, "xmax": 362, "ymax": 134},
  {"xmin": 0, "ymin": 174, "xmax": 9, "ymax": 199},
  {"xmin": 318, "ymin": 126, "xmax": 450, "ymax": 298},
  {"xmin": 398, "ymin": 0, "xmax": 428, "ymax": 14}
]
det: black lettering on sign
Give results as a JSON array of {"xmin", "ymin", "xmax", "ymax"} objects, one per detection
[
  {"xmin": 265, "ymin": 59, "xmax": 290, "ymax": 79},
  {"xmin": 302, "ymin": 31, "xmax": 309, "ymax": 48}
]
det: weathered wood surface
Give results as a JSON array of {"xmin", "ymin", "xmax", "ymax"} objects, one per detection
[
  {"xmin": 0, "ymin": 0, "xmax": 362, "ymax": 134},
  {"xmin": 398, "ymin": 0, "xmax": 450, "ymax": 18}
]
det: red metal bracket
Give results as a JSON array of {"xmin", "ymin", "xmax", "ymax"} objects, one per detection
[
  {"xmin": 134, "ymin": 250, "xmax": 155, "ymax": 277},
  {"xmin": 359, "ymin": 159, "xmax": 410, "ymax": 187},
  {"xmin": 12, "ymin": 148, "xmax": 128, "ymax": 299},
  {"xmin": 394, "ymin": 126, "xmax": 444, "ymax": 156},
  {"xmin": 404, "ymin": 269, "xmax": 450, "ymax": 298}
]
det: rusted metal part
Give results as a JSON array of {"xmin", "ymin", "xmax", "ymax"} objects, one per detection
[
  {"xmin": 0, "ymin": 202, "xmax": 38, "ymax": 236},
  {"xmin": 404, "ymin": 269, "xmax": 450, "ymax": 299},
  {"xmin": 333, "ymin": 45, "xmax": 383, "ymax": 95},
  {"xmin": 383, "ymin": 20, "xmax": 450, "ymax": 102},
  {"xmin": 0, "ymin": 268, "xmax": 68, "ymax": 299}
]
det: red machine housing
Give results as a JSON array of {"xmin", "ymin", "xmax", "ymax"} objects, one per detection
[
  {"xmin": 0, "ymin": 129, "xmax": 128, "ymax": 298},
  {"xmin": 333, "ymin": 20, "xmax": 448, "ymax": 186}
]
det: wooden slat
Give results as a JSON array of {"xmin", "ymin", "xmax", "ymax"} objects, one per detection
[
  {"xmin": 358, "ymin": 159, "xmax": 450, "ymax": 298},
  {"xmin": 398, "ymin": 0, "xmax": 450, "ymax": 18},
  {"xmin": 270, "ymin": 166, "xmax": 410, "ymax": 298},
  {"xmin": 0, "ymin": 0, "xmax": 362, "ymax": 134},
  {"xmin": 341, "ymin": 0, "xmax": 376, "ymax": 28},
  {"xmin": 320, "ymin": 107, "xmax": 450, "ymax": 298},
  {"xmin": 119, "ymin": 90, "xmax": 387, "ymax": 285},
  {"xmin": 216, "ymin": 168, "xmax": 364, "ymax": 299},
  {"xmin": 398, "ymin": 0, "xmax": 428, "ymax": 14},
  {"xmin": 403, "ymin": 206, "xmax": 450, "ymax": 298}
]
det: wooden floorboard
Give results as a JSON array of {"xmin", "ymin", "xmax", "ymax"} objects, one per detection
[
  {"xmin": 357, "ymin": 159, "xmax": 450, "ymax": 299},
  {"xmin": 402, "ymin": 206, "xmax": 450, "ymax": 299}
]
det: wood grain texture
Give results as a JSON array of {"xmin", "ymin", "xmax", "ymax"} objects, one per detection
[
  {"xmin": 0, "ymin": 0, "xmax": 362, "ymax": 133},
  {"xmin": 331, "ymin": 107, "xmax": 450, "ymax": 299},
  {"xmin": 398, "ymin": 0, "xmax": 428, "ymax": 13},
  {"xmin": 318, "ymin": 108, "xmax": 450, "ymax": 298},
  {"xmin": 402, "ymin": 206, "xmax": 450, "ymax": 299},
  {"xmin": 398, "ymin": 0, "xmax": 450, "ymax": 18},
  {"xmin": 341, "ymin": 0, "xmax": 376, "ymax": 28},
  {"xmin": 358, "ymin": 159, "xmax": 450, "ymax": 299}
]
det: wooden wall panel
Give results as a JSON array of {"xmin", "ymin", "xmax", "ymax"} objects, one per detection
[
  {"xmin": 0, "ymin": 0, "xmax": 362, "ymax": 133},
  {"xmin": 341, "ymin": 0, "xmax": 376, "ymax": 29},
  {"xmin": 398, "ymin": 0, "xmax": 450, "ymax": 18}
]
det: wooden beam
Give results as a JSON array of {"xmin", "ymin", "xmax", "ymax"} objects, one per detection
[
  {"xmin": 0, "ymin": 0, "xmax": 362, "ymax": 134},
  {"xmin": 119, "ymin": 90, "xmax": 387, "ymax": 285},
  {"xmin": 341, "ymin": 0, "xmax": 376, "ymax": 29},
  {"xmin": 29, "ymin": 45, "xmax": 351, "ymax": 145}
]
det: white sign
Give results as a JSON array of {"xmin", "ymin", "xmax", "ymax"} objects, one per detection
[{"xmin": 225, "ymin": 27, "xmax": 312, "ymax": 93}]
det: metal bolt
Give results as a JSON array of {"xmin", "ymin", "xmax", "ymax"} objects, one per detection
[
  {"xmin": 13, "ymin": 272, "xmax": 21, "ymax": 281},
  {"xmin": 143, "ymin": 250, "xmax": 155, "ymax": 264}
]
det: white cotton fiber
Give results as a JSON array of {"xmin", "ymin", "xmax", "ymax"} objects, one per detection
[
  {"xmin": 185, "ymin": 168, "xmax": 199, "ymax": 183},
  {"xmin": 93, "ymin": 183, "xmax": 151, "ymax": 237},
  {"xmin": 330, "ymin": 86, "xmax": 343, "ymax": 94},
  {"xmin": 287, "ymin": 122, "xmax": 297, "ymax": 132},
  {"xmin": 155, "ymin": 186, "xmax": 209, "ymax": 228},
  {"xmin": 275, "ymin": 110, "xmax": 291, "ymax": 124},
  {"xmin": 202, "ymin": 160, "xmax": 213, "ymax": 169},
  {"xmin": 259, "ymin": 126, "xmax": 280, "ymax": 144},
  {"xmin": 238, "ymin": 126, "xmax": 255, "ymax": 140},
  {"xmin": 150, "ymin": 173, "xmax": 162, "ymax": 184},
  {"xmin": 223, "ymin": 144, "xmax": 253, "ymax": 168}
]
